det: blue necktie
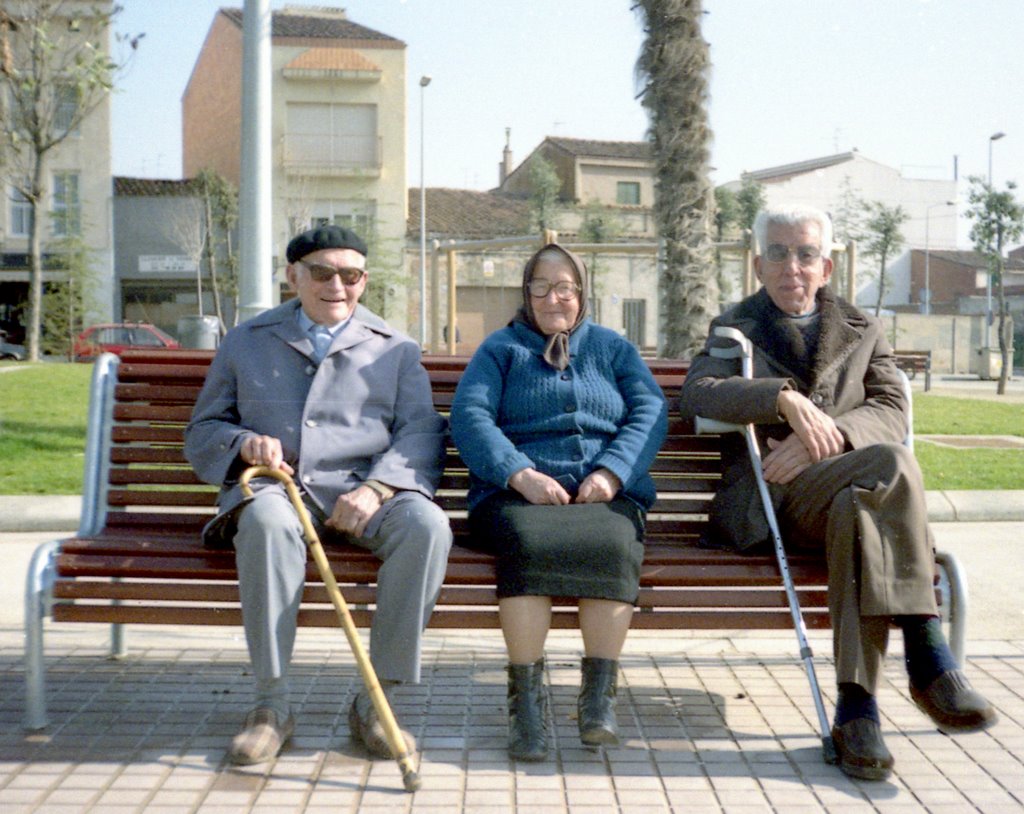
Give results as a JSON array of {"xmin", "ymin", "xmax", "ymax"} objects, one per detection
[{"xmin": 310, "ymin": 325, "xmax": 332, "ymax": 363}]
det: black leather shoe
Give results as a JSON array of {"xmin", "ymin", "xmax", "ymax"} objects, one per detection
[
  {"xmin": 578, "ymin": 657, "xmax": 620, "ymax": 746},
  {"xmin": 911, "ymin": 669, "xmax": 998, "ymax": 732},
  {"xmin": 831, "ymin": 718, "xmax": 894, "ymax": 781},
  {"xmin": 507, "ymin": 659, "xmax": 548, "ymax": 761}
]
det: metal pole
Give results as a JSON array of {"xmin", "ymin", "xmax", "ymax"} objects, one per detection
[
  {"xmin": 986, "ymin": 132, "xmax": 1005, "ymax": 347},
  {"xmin": 238, "ymin": 0, "xmax": 273, "ymax": 322},
  {"xmin": 418, "ymin": 77, "xmax": 431, "ymax": 347},
  {"xmin": 446, "ymin": 249, "xmax": 457, "ymax": 355}
]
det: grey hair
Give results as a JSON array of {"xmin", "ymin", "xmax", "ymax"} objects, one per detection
[{"xmin": 752, "ymin": 204, "xmax": 834, "ymax": 257}]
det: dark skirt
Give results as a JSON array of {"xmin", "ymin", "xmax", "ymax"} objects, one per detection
[{"xmin": 467, "ymin": 492, "xmax": 646, "ymax": 603}]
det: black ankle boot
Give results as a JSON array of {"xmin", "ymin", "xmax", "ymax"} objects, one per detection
[
  {"xmin": 507, "ymin": 659, "xmax": 548, "ymax": 761},
  {"xmin": 578, "ymin": 657, "xmax": 620, "ymax": 746}
]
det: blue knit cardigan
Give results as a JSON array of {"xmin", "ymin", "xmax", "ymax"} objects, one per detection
[{"xmin": 449, "ymin": 320, "xmax": 668, "ymax": 512}]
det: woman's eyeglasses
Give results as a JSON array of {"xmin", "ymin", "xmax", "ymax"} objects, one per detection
[{"xmin": 527, "ymin": 280, "xmax": 580, "ymax": 300}]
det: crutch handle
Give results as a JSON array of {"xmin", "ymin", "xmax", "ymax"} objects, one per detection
[
  {"xmin": 694, "ymin": 416, "xmax": 743, "ymax": 436},
  {"xmin": 238, "ymin": 466, "xmax": 422, "ymax": 792}
]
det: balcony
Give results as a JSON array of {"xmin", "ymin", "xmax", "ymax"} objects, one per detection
[{"xmin": 282, "ymin": 134, "xmax": 382, "ymax": 178}]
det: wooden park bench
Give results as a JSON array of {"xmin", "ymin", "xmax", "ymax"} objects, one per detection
[
  {"xmin": 23, "ymin": 348, "xmax": 967, "ymax": 730},
  {"xmin": 894, "ymin": 349, "xmax": 932, "ymax": 391}
]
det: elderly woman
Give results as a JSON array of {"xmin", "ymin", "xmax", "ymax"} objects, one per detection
[{"xmin": 449, "ymin": 244, "xmax": 667, "ymax": 761}]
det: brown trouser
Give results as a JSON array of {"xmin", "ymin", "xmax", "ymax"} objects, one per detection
[{"xmin": 775, "ymin": 443, "xmax": 938, "ymax": 693}]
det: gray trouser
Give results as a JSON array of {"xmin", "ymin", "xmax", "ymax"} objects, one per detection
[
  {"xmin": 233, "ymin": 490, "xmax": 452, "ymax": 716},
  {"xmin": 776, "ymin": 443, "xmax": 938, "ymax": 694}
]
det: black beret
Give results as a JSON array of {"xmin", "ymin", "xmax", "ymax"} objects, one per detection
[{"xmin": 286, "ymin": 225, "xmax": 367, "ymax": 263}]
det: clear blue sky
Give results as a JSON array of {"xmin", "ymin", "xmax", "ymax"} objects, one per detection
[{"xmin": 112, "ymin": 1, "xmax": 1024, "ymax": 220}]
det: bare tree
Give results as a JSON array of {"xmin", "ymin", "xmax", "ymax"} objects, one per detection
[
  {"xmin": 163, "ymin": 196, "xmax": 208, "ymax": 316},
  {"xmin": 0, "ymin": 1, "xmax": 141, "ymax": 361},
  {"xmin": 634, "ymin": 0, "xmax": 717, "ymax": 358},
  {"xmin": 527, "ymin": 155, "xmax": 561, "ymax": 233},
  {"xmin": 860, "ymin": 201, "xmax": 908, "ymax": 317},
  {"xmin": 966, "ymin": 176, "xmax": 1024, "ymax": 395}
]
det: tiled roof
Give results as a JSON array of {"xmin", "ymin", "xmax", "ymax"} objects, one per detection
[
  {"xmin": 408, "ymin": 188, "xmax": 531, "ymax": 240},
  {"xmin": 926, "ymin": 249, "xmax": 1024, "ymax": 271},
  {"xmin": 545, "ymin": 137, "xmax": 652, "ymax": 161},
  {"xmin": 283, "ymin": 47, "xmax": 380, "ymax": 72},
  {"xmin": 114, "ymin": 177, "xmax": 199, "ymax": 197},
  {"xmin": 220, "ymin": 7, "xmax": 402, "ymax": 44},
  {"xmin": 742, "ymin": 152, "xmax": 858, "ymax": 183}
]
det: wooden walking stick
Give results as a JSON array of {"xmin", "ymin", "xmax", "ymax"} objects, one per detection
[{"xmin": 239, "ymin": 466, "xmax": 422, "ymax": 792}]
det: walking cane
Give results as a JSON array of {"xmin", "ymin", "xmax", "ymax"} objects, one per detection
[
  {"xmin": 239, "ymin": 466, "xmax": 422, "ymax": 792},
  {"xmin": 694, "ymin": 326, "xmax": 837, "ymax": 765}
]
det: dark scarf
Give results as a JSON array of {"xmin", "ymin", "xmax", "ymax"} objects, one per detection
[
  {"xmin": 512, "ymin": 243, "xmax": 589, "ymax": 370},
  {"xmin": 742, "ymin": 287, "xmax": 865, "ymax": 389}
]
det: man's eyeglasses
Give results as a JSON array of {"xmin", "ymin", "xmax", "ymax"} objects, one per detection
[
  {"xmin": 299, "ymin": 261, "xmax": 366, "ymax": 285},
  {"xmin": 762, "ymin": 244, "xmax": 823, "ymax": 266},
  {"xmin": 527, "ymin": 280, "xmax": 580, "ymax": 300}
]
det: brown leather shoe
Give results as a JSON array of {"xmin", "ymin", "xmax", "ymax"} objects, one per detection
[
  {"xmin": 910, "ymin": 669, "xmax": 998, "ymax": 732},
  {"xmin": 228, "ymin": 708, "xmax": 295, "ymax": 765},
  {"xmin": 831, "ymin": 718, "xmax": 894, "ymax": 781},
  {"xmin": 348, "ymin": 692, "xmax": 416, "ymax": 759}
]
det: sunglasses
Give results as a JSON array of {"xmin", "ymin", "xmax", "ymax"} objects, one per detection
[{"xmin": 299, "ymin": 261, "xmax": 366, "ymax": 285}]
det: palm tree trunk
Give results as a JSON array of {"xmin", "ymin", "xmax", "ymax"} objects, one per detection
[{"xmin": 635, "ymin": 0, "xmax": 718, "ymax": 359}]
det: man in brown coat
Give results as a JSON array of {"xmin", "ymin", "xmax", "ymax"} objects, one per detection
[{"xmin": 680, "ymin": 204, "xmax": 996, "ymax": 781}]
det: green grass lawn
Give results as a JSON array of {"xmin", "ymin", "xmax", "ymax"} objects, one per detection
[
  {"xmin": 914, "ymin": 393, "xmax": 1023, "ymax": 436},
  {"xmin": 0, "ymin": 362, "xmax": 1021, "ymax": 494},
  {"xmin": 0, "ymin": 362, "xmax": 91, "ymax": 494}
]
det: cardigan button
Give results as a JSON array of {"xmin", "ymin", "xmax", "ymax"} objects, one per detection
[{"xmin": 564, "ymin": 404, "xmax": 576, "ymax": 413}]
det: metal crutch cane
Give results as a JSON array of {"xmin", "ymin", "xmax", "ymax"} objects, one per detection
[
  {"xmin": 239, "ymin": 466, "xmax": 422, "ymax": 792},
  {"xmin": 694, "ymin": 326, "xmax": 837, "ymax": 764}
]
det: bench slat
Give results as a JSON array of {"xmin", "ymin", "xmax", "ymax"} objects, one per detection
[{"xmin": 39, "ymin": 349, "xmax": 905, "ymax": 643}]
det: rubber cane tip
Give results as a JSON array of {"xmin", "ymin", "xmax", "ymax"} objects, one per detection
[
  {"xmin": 402, "ymin": 770, "xmax": 422, "ymax": 793},
  {"xmin": 822, "ymin": 735, "xmax": 838, "ymax": 766}
]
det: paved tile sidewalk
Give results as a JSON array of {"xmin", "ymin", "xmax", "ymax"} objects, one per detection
[{"xmin": 1, "ymin": 628, "xmax": 1022, "ymax": 813}]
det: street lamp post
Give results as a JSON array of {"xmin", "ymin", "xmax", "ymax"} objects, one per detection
[
  {"xmin": 924, "ymin": 200, "xmax": 956, "ymax": 316},
  {"xmin": 986, "ymin": 131, "xmax": 1006, "ymax": 345},
  {"xmin": 418, "ymin": 76, "xmax": 432, "ymax": 348}
]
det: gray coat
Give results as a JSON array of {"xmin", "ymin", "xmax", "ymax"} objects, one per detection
[
  {"xmin": 185, "ymin": 299, "xmax": 446, "ymax": 537},
  {"xmin": 679, "ymin": 288, "xmax": 908, "ymax": 551}
]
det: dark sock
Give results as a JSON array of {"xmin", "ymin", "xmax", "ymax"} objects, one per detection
[
  {"xmin": 898, "ymin": 615, "xmax": 957, "ymax": 690},
  {"xmin": 834, "ymin": 682, "xmax": 879, "ymax": 726}
]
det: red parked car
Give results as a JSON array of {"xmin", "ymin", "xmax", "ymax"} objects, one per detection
[{"xmin": 74, "ymin": 322, "xmax": 180, "ymax": 361}]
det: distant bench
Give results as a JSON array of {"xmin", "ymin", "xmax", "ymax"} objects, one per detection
[
  {"xmin": 894, "ymin": 349, "xmax": 932, "ymax": 391},
  {"xmin": 22, "ymin": 348, "xmax": 966, "ymax": 730}
]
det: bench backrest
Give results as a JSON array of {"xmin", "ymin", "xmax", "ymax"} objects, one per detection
[{"xmin": 85, "ymin": 350, "xmax": 720, "ymax": 549}]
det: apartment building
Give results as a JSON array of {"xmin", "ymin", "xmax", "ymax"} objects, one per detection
[
  {"xmin": 0, "ymin": 0, "xmax": 115, "ymax": 341},
  {"xmin": 182, "ymin": 5, "xmax": 408, "ymax": 321},
  {"xmin": 408, "ymin": 135, "xmax": 660, "ymax": 352}
]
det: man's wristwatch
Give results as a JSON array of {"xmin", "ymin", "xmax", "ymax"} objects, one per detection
[{"xmin": 363, "ymin": 479, "xmax": 396, "ymax": 502}]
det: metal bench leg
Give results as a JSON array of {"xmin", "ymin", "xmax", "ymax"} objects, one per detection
[
  {"xmin": 110, "ymin": 623, "xmax": 127, "ymax": 659},
  {"xmin": 24, "ymin": 540, "xmax": 60, "ymax": 731},
  {"xmin": 934, "ymin": 549, "xmax": 967, "ymax": 666}
]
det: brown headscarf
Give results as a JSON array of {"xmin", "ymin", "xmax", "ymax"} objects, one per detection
[{"xmin": 513, "ymin": 243, "xmax": 589, "ymax": 370}]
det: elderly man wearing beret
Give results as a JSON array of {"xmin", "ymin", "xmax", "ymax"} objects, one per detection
[{"xmin": 185, "ymin": 225, "xmax": 452, "ymax": 765}]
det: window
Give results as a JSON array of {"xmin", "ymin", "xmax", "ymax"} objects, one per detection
[
  {"xmin": 54, "ymin": 85, "xmax": 80, "ymax": 137},
  {"xmin": 286, "ymin": 103, "xmax": 378, "ymax": 168},
  {"xmin": 52, "ymin": 172, "xmax": 81, "ymax": 236},
  {"xmin": 308, "ymin": 200, "xmax": 376, "ymax": 237},
  {"xmin": 8, "ymin": 184, "xmax": 32, "ymax": 236},
  {"xmin": 616, "ymin": 181, "xmax": 641, "ymax": 206},
  {"xmin": 622, "ymin": 298, "xmax": 646, "ymax": 348}
]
